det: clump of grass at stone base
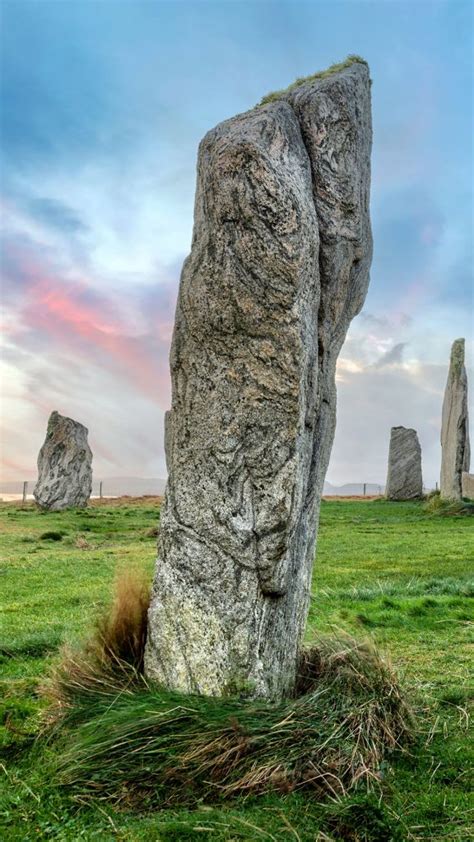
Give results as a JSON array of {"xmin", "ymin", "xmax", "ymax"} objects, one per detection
[
  {"xmin": 259, "ymin": 55, "xmax": 368, "ymax": 105},
  {"xmin": 42, "ymin": 571, "xmax": 414, "ymax": 807},
  {"xmin": 423, "ymin": 491, "xmax": 474, "ymax": 517}
]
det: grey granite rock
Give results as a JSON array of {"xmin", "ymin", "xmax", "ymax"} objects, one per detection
[
  {"xmin": 385, "ymin": 427, "xmax": 423, "ymax": 501},
  {"xmin": 440, "ymin": 339, "xmax": 470, "ymax": 500},
  {"xmin": 145, "ymin": 60, "xmax": 373, "ymax": 699},
  {"xmin": 34, "ymin": 411, "xmax": 92, "ymax": 510},
  {"xmin": 461, "ymin": 472, "xmax": 474, "ymax": 499}
]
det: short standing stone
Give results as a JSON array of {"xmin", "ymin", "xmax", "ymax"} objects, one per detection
[
  {"xmin": 34, "ymin": 411, "xmax": 92, "ymax": 511},
  {"xmin": 385, "ymin": 427, "xmax": 423, "ymax": 500},
  {"xmin": 145, "ymin": 59, "xmax": 373, "ymax": 700},
  {"xmin": 461, "ymin": 472, "xmax": 474, "ymax": 500},
  {"xmin": 440, "ymin": 339, "xmax": 470, "ymax": 500}
]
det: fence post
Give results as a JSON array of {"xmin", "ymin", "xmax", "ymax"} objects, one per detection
[
  {"xmin": 435, "ymin": 481, "xmax": 438, "ymax": 492},
  {"xmin": 99, "ymin": 481, "xmax": 103, "ymax": 499},
  {"xmin": 22, "ymin": 481, "xmax": 28, "ymax": 503},
  {"xmin": 363, "ymin": 482, "xmax": 367, "ymax": 496}
]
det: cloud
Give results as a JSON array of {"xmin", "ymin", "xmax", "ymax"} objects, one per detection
[
  {"xmin": 330, "ymin": 361, "xmax": 446, "ymax": 488},
  {"xmin": 373, "ymin": 342, "xmax": 407, "ymax": 369},
  {"xmin": 0, "ymin": 352, "xmax": 168, "ymax": 481},
  {"xmin": 1, "ymin": 0, "xmax": 472, "ymax": 488},
  {"xmin": 10, "ymin": 253, "xmax": 175, "ymax": 404},
  {"xmin": 0, "ymin": 213, "xmax": 180, "ymax": 481},
  {"xmin": 27, "ymin": 197, "xmax": 89, "ymax": 235},
  {"xmin": 359, "ymin": 311, "xmax": 412, "ymax": 330}
]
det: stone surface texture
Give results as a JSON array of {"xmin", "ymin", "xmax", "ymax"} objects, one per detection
[
  {"xmin": 145, "ymin": 62, "xmax": 373, "ymax": 699},
  {"xmin": 461, "ymin": 472, "xmax": 474, "ymax": 499},
  {"xmin": 440, "ymin": 339, "xmax": 470, "ymax": 499},
  {"xmin": 385, "ymin": 426, "xmax": 423, "ymax": 501},
  {"xmin": 34, "ymin": 411, "xmax": 92, "ymax": 511}
]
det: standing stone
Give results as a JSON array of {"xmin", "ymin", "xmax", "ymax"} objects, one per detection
[
  {"xmin": 461, "ymin": 472, "xmax": 474, "ymax": 499},
  {"xmin": 385, "ymin": 427, "xmax": 423, "ymax": 500},
  {"xmin": 440, "ymin": 339, "xmax": 470, "ymax": 499},
  {"xmin": 146, "ymin": 59, "xmax": 373, "ymax": 699},
  {"xmin": 34, "ymin": 411, "xmax": 92, "ymax": 511}
]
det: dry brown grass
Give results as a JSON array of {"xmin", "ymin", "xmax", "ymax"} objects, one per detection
[
  {"xmin": 42, "ymin": 567, "xmax": 414, "ymax": 806},
  {"xmin": 89, "ymin": 495, "xmax": 163, "ymax": 508},
  {"xmin": 52, "ymin": 635, "xmax": 414, "ymax": 805},
  {"xmin": 96, "ymin": 568, "xmax": 150, "ymax": 670},
  {"xmin": 74, "ymin": 535, "xmax": 90, "ymax": 549},
  {"xmin": 44, "ymin": 605, "xmax": 414, "ymax": 806},
  {"xmin": 44, "ymin": 569, "xmax": 150, "ymax": 727}
]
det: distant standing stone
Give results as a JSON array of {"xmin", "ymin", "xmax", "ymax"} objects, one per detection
[
  {"xmin": 385, "ymin": 427, "xmax": 423, "ymax": 501},
  {"xmin": 461, "ymin": 472, "xmax": 474, "ymax": 499},
  {"xmin": 34, "ymin": 411, "xmax": 92, "ymax": 510},
  {"xmin": 440, "ymin": 339, "xmax": 470, "ymax": 500}
]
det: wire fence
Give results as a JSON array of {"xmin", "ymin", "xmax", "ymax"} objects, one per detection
[
  {"xmin": 1, "ymin": 480, "xmax": 439, "ymax": 502},
  {"xmin": 0, "ymin": 479, "xmax": 166, "ymax": 502}
]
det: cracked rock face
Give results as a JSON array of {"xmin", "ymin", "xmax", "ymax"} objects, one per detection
[
  {"xmin": 145, "ymin": 62, "xmax": 372, "ymax": 699},
  {"xmin": 34, "ymin": 411, "xmax": 92, "ymax": 511},
  {"xmin": 385, "ymin": 427, "xmax": 423, "ymax": 501},
  {"xmin": 440, "ymin": 339, "xmax": 470, "ymax": 499}
]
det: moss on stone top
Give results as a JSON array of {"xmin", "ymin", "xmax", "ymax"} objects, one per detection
[
  {"xmin": 259, "ymin": 55, "xmax": 369, "ymax": 106},
  {"xmin": 450, "ymin": 338, "xmax": 465, "ymax": 379}
]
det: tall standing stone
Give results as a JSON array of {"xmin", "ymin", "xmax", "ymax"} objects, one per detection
[
  {"xmin": 440, "ymin": 339, "xmax": 470, "ymax": 499},
  {"xmin": 34, "ymin": 411, "xmax": 93, "ymax": 511},
  {"xmin": 385, "ymin": 426, "xmax": 423, "ymax": 500},
  {"xmin": 146, "ymin": 59, "xmax": 373, "ymax": 699}
]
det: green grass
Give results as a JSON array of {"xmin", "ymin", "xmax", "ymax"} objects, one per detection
[
  {"xmin": 47, "ymin": 636, "xmax": 412, "ymax": 809},
  {"xmin": 1, "ymin": 498, "xmax": 473, "ymax": 840},
  {"xmin": 259, "ymin": 55, "xmax": 368, "ymax": 105}
]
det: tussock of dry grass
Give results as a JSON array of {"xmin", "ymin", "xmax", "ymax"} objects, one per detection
[
  {"xmin": 43, "ymin": 583, "xmax": 414, "ymax": 807},
  {"xmin": 97, "ymin": 568, "xmax": 150, "ymax": 670},
  {"xmin": 423, "ymin": 493, "xmax": 474, "ymax": 517},
  {"xmin": 43, "ymin": 569, "xmax": 150, "ymax": 728}
]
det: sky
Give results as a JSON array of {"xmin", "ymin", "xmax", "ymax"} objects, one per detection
[{"xmin": 1, "ymin": 0, "xmax": 472, "ymax": 488}]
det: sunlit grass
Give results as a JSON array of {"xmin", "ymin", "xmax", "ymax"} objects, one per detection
[{"xmin": 1, "ymin": 498, "xmax": 472, "ymax": 840}]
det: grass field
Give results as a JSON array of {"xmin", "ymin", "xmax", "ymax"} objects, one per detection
[{"xmin": 1, "ymin": 498, "xmax": 473, "ymax": 840}]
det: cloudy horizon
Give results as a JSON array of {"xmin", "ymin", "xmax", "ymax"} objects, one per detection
[{"xmin": 1, "ymin": 0, "xmax": 472, "ymax": 489}]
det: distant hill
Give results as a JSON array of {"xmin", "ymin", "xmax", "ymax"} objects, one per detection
[
  {"xmin": 92, "ymin": 477, "xmax": 167, "ymax": 496},
  {"xmin": 323, "ymin": 481, "xmax": 384, "ymax": 496},
  {"xmin": 1, "ymin": 477, "xmax": 383, "ymax": 498}
]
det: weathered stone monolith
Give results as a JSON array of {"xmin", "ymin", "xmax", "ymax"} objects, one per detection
[
  {"xmin": 385, "ymin": 426, "xmax": 423, "ymax": 500},
  {"xmin": 34, "ymin": 411, "xmax": 92, "ymax": 510},
  {"xmin": 145, "ymin": 59, "xmax": 373, "ymax": 699},
  {"xmin": 440, "ymin": 339, "xmax": 470, "ymax": 499},
  {"xmin": 462, "ymin": 472, "xmax": 474, "ymax": 499}
]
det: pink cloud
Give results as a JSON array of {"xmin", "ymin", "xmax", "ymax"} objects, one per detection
[{"xmin": 5, "ymin": 247, "xmax": 174, "ymax": 407}]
